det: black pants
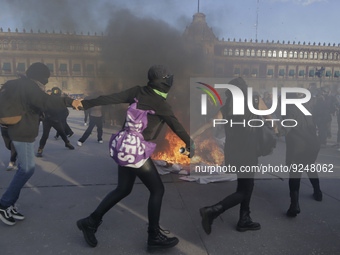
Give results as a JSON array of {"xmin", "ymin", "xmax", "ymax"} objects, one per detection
[
  {"xmin": 218, "ymin": 171, "xmax": 255, "ymax": 213},
  {"xmin": 1, "ymin": 127, "xmax": 17, "ymax": 162},
  {"xmin": 288, "ymin": 168, "xmax": 321, "ymax": 193},
  {"xmin": 78, "ymin": 116, "xmax": 103, "ymax": 143},
  {"xmin": 39, "ymin": 118, "xmax": 69, "ymax": 149},
  {"xmin": 90, "ymin": 158, "xmax": 164, "ymax": 229}
]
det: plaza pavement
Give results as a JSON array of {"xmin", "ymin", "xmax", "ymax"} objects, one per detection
[{"xmin": 0, "ymin": 109, "xmax": 339, "ymax": 255}]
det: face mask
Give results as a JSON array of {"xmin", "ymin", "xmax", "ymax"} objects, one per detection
[{"xmin": 163, "ymin": 74, "xmax": 173, "ymax": 87}]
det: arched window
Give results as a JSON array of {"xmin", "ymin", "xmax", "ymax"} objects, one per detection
[
  {"xmin": 304, "ymin": 52, "xmax": 308, "ymax": 59},
  {"xmin": 251, "ymin": 49, "xmax": 255, "ymax": 57},
  {"xmin": 294, "ymin": 51, "xmax": 298, "ymax": 58},
  {"xmin": 299, "ymin": 52, "xmax": 304, "ymax": 59},
  {"xmin": 320, "ymin": 52, "xmax": 323, "ymax": 60},
  {"xmin": 314, "ymin": 52, "xmax": 318, "ymax": 59},
  {"xmin": 3, "ymin": 40, "xmax": 8, "ymax": 50},
  {"xmin": 330, "ymin": 53, "xmax": 333, "ymax": 60},
  {"xmin": 262, "ymin": 50, "xmax": 266, "ymax": 57},
  {"xmin": 84, "ymin": 44, "xmax": 89, "ymax": 51},
  {"xmin": 268, "ymin": 50, "xmax": 272, "ymax": 57},
  {"xmin": 228, "ymin": 49, "xmax": 233, "ymax": 56},
  {"xmin": 11, "ymin": 40, "xmax": 17, "ymax": 50},
  {"xmin": 279, "ymin": 51, "xmax": 283, "ymax": 58},
  {"xmin": 289, "ymin": 51, "xmax": 293, "ymax": 58},
  {"xmin": 309, "ymin": 52, "xmax": 314, "ymax": 59},
  {"xmin": 90, "ymin": 44, "xmax": 95, "ymax": 51},
  {"xmin": 324, "ymin": 53, "xmax": 328, "ymax": 59},
  {"xmin": 246, "ymin": 49, "xmax": 250, "ymax": 56},
  {"xmin": 240, "ymin": 49, "xmax": 244, "ymax": 56},
  {"xmin": 283, "ymin": 51, "xmax": 288, "ymax": 58},
  {"xmin": 223, "ymin": 48, "xmax": 228, "ymax": 55},
  {"xmin": 18, "ymin": 41, "xmax": 24, "ymax": 50},
  {"xmin": 235, "ymin": 49, "xmax": 240, "ymax": 56},
  {"xmin": 257, "ymin": 50, "xmax": 261, "ymax": 57},
  {"xmin": 273, "ymin": 51, "xmax": 277, "ymax": 57}
]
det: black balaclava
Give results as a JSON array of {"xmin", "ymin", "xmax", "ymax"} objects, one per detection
[
  {"xmin": 147, "ymin": 65, "xmax": 173, "ymax": 94},
  {"xmin": 26, "ymin": 62, "xmax": 50, "ymax": 85}
]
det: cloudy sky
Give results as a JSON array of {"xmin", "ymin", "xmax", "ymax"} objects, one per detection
[{"xmin": 0, "ymin": 0, "xmax": 337, "ymax": 44}]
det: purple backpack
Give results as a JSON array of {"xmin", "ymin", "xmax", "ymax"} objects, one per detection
[{"xmin": 109, "ymin": 98, "xmax": 156, "ymax": 168}]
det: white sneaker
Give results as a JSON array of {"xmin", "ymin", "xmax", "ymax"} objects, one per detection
[
  {"xmin": 7, "ymin": 162, "xmax": 17, "ymax": 171},
  {"xmin": 77, "ymin": 141, "xmax": 83, "ymax": 147},
  {"xmin": 98, "ymin": 140, "xmax": 103, "ymax": 144}
]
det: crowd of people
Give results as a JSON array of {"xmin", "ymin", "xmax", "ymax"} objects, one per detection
[{"xmin": 0, "ymin": 62, "xmax": 336, "ymax": 251}]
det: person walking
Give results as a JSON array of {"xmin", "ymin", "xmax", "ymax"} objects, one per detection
[
  {"xmin": 283, "ymin": 93, "xmax": 322, "ymax": 217},
  {"xmin": 192, "ymin": 77, "xmax": 272, "ymax": 235},
  {"xmin": 0, "ymin": 62, "xmax": 80, "ymax": 226},
  {"xmin": 77, "ymin": 103, "xmax": 104, "ymax": 146},
  {"xmin": 36, "ymin": 87, "xmax": 75, "ymax": 157},
  {"xmin": 76, "ymin": 65, "xmax": 194, "ymax": 250}
]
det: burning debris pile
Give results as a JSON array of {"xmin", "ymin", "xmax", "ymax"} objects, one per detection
[{"xmin": 152, "ymin": 129, "xmax": 225, "ymax": 176}]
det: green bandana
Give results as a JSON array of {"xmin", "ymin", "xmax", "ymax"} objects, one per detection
[{"xmin": 153, "ymin": 89, "xmax": 168, "ymax": 99}]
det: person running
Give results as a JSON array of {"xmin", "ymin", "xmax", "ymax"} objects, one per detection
[{"xmin": 76, "ymin": 65, "xmax": 194, "ymax": 250}]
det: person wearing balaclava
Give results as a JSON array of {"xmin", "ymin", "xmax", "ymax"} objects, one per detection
[
  {"xmin": 76, "ymin": 65, "xmax": 194, "ymax": 251},
  {"xmin": 192, "ymin": 77, "xmax": 273, "ymax": 235},
  {"xmin": 0, "ymin": 62, "xmax": 80, "ymax": 226}
]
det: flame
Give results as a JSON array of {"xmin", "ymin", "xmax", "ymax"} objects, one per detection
[{"xmin": 152, "ymin": 130, "xmax": 224, "ymax": 166}]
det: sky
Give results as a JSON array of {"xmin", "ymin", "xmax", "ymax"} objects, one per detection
[{"xmin": 0, "ymin": 0, "xmax": 338, "ymax": 45}]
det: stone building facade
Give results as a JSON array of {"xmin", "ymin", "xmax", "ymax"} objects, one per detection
[{"xmin": 1, "ymin": 12, "xmax": 340, "ymax": 95}]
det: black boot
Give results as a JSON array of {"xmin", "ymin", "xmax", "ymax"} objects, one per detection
[
  {"xmin": 36, "ymin": 148, "xmax": 43, "ymax": 157},
  {"xmin": 313, "ymin": 191, "xmax": 323, "ymax": 201},
  {"xmin": 310, "ymin": 179, "xmax": 323, "ymax": 201},
  {"xmin": 76, "ymin": 216, "xmax": 102, "ymax": 247},
  {"xmin": 65, "ymin": 141, "xmax": 75, "ymax": 150},
  {"xmin": 236, "ymin": 210, "xmax": 261, "ymax": 232},
  {"xmin": 286, "ymin": 191, "xmax": 301, "ymax": 217},
  {"xmin": 147, "ymin": 227, "xmax": 179, "ymax": 251},
  {"xmin": 199, "ymin": 203, "xmax": 224, "ymax": 235}
]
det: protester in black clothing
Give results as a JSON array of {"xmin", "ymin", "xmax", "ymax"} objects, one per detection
[
  {"xmin": 36, "ymin": 87, "xmax": 74, "ymax": 157},
  {"xmin": 283, "ymin": 93, "xmax": 322, "ymax": 217},
  {"xmin": 76, "ymin": 65, "xmax": 194, "ymax": 250},
  {"xmin": 1, "ymin": 126, "xmax": 17, "ymax": 170},
  {"xmin": 192, "ymin": 77, "xmax": 272, "ymax": 235},
  {"xmin": 0, "ymin": 63, "xmax": 80, "ymax": 226}
]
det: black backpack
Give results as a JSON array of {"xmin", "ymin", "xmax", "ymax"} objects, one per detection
[{"xmin": 0, "ymin": 79, "xmax": 25, "ymax": 125}]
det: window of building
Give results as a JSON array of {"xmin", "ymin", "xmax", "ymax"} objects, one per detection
[
  {"xmin": 326, "ymin": 70, "xmax": 332, "ymax": 77},
  {"xmin": 279, "ymin": 51, "xmax": 283, "ymax": 58},
  {"xmin": 262, "ymin": 50, "xmax": 266, "ymax": 57},
  {"xmin": 70, "ymin": 44, "xmax": 75, "ymax": 51},
  {"xmin": 309, "ymin": 52, "xmax": 314, "ymax": 59},
  {"xmin": 289, "ymin": 51, "xmax": 293, "ymax": 58},
  {"xmin": 279, "ymin": 69, "xmax": 285, "ymax": 76},
  {"xmin": 246, "ymin": 49, "xmax": 250, "ymax": 57},
  {"xmin": 289, "ymin": 69, "xmax": 295, "ymax": 76},
  {"xmin": 16, "ymin": 63, "xmax": 25, "ymax": 72},
  {"xmin": 0, "ymin": 41, "xmax": 2, "ymax": 49},
  {"xmin": 90, "ymin": 44, "xmax": 95, "ymax": 51},
  {"xmin": 73, "ymin": 64, "xmax": 81, "ymax": 74},
  {"xmin": 234, "ymin": 68, "xmax": 240, "ymax": 75},
  {"xmin": 298, "ymin": 70, "xmax": 305, "ymax": 76},
  {"xmin": 268, "ymin": 50, "xmax": 272, "ymax": 57},
  {"xmin": 330, "ymin": 53, "xmax": 333, "ymax": 60},
  {"xmin": 324, "ymin": 53, "xmax": 328, "ymax": 60},
  {"xmin": 235, "ymin": 49, "xmax": 239, "ymax": 56},
  {"xmin": 334, "ymin": 71, "xmax": 340, "ymax": 77},
  {"xmin": 223, "ymin": 48, "xmax": 228, "ymax": 55},
  {"xmin": 283, "ymin": 51, "xmax": 288, "ymax": 58},
  {"xmin": 314, "ymin": 52, "xmax": 318, "ymax": 59},
  {"xmin": 309, "ymin": 70, "xmax": 315, "ymax": 77},
  {"xmin": 229, "ymin": 49, "xmax": 233, "ymax": 56},
  {"xmin": 62, "ymin": 81, "xmax": 68, "ymax": 90},
  {"xmin": 251, "ymin": 49, "xmax": 255, "ymax": 57},
  {"xmin": 46, "ymin": 63, "xmax": 54, "ymax": 73},
  {"xmin": 299, "ymin": 52, "xmax": 304, "ymax": 59},
  {"xmin": 304, "ymin": 52, "xmax": 308, "ymax": 59},
  {"xmin": 251, "ymin": 68, "xmax": 258, "ymax": 76},
  {"xmin": 273, "ymin": 51, "xmax": 277, "ymax": 57},
  {"xmin": 257, "ymin": 50, "xmax": 261, "ymax": 57},
  {"xmin": 240, "ymin": 49, "xmax": 244, "ymax": 56},
  {"xmin": 320, "ymin": 52, "xmax": 323, "ymax": 60},
  {"xmin": 267, "ymin": 69, "xmax": 274, "ymax": 75},
  {"xmin": 294, "ymin": 51, "xmax": 298, "ymax": 58},
  {"xmin": 59, "ymin": 64, "xmax": 68, "ymax": 74},
  {"xmin": 2, "ymin": 62, "xmax": 11, "ymax": 73},
  {"xmin": 84, "ymin": 44, "xmax": 89, "ymax": 51}
]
